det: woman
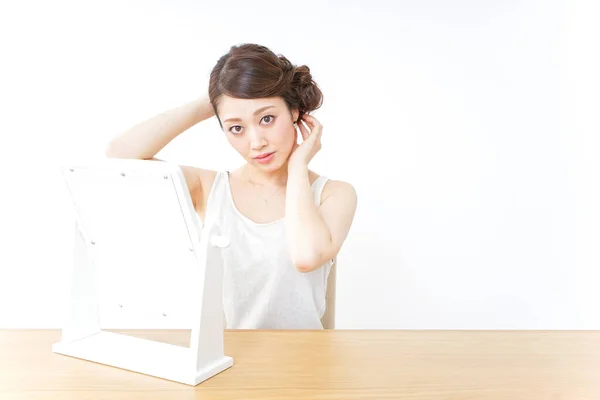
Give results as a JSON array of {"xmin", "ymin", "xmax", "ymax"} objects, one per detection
[{"xmin": 105, "ymin": 43, "xmax": 357, "ymax": 329}]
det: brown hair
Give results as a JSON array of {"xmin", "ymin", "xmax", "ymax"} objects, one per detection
[{"xmin": 208, "ymin": 43, "xmax": 323, "ymax": 129}]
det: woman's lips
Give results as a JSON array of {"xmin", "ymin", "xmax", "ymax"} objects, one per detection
[{"xmin": 254, "ymin": 152, "xmax": 275, "ymax": 163}]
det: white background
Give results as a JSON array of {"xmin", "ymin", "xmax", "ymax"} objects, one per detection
[{"xmin": 0, "ymin": 0, "xmax": 598, "ymax": 329}]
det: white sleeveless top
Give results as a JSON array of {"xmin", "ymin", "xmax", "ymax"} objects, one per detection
[{"xmin": 201, "ymin": 170, "xmax": 334, "ymax": 329}]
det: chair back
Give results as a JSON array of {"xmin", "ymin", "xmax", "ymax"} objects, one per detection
[{"xmin": 320, "ymin": 259, "xmax": 337, "ymax": 329}]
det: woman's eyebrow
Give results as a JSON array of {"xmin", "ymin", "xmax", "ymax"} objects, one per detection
[{"xmin": 223, "ymin": 105, "xmax": 276, "ymax": 123}]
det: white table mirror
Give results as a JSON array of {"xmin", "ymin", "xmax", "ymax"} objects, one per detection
[{"xmin": 52, "ymin": 158, "xmax": 232, "ymax": 386}]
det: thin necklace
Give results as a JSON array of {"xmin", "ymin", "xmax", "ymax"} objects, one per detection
[{"xmin": 244, "ymin": 165, "xmax": 285, "ymax": 205}]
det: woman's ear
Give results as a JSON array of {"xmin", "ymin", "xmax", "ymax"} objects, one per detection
[{"xmin": 292, "ymin": 109, "xmax": 300, "ymax": 124}]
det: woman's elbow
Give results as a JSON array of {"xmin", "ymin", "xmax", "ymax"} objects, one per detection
[{"xmin": 292, "ymin": 255, "xmax": 325, "ymax": 273}]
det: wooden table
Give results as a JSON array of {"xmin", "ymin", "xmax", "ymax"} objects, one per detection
[{"xmin": 2, "ymin": 329, "xmax": 600, "ymax": 399}]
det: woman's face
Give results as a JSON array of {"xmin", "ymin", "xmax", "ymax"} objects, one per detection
[{"xmin": 217, "ymin": 95, "xmax": 299, "ymax": 171}]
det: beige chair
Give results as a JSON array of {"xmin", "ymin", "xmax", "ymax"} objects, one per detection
[{"xmin": 320, "ymin": 259, "xmax": 337, "ymax": 329}]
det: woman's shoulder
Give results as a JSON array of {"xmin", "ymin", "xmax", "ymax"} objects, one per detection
[
  {"xmin": 309, "ymin": 169, "xmax": 356, "ymax": 205},
  {"xmin": 309, "ymin": 169, "xmax": 352, "ymax": 188},
  {"xmin": 322, "ymin": 179, "xmax": 356, "ymax": 202}
]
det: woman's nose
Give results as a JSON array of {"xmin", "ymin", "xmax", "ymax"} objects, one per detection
[{"xmin": 249, "ymin": 129, "xmax": 267, "ymax": 150}]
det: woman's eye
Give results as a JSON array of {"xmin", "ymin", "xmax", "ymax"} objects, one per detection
[
  {"xmin": 261, "ymin": 115, "xmax": 275, "ymax": 124},
  {"xmin": 229, "ymin": 115, "xmax": 273, "ymax": 134}
]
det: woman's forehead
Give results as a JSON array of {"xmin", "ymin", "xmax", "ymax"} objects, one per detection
[{"xmin": 219, "ymin": 96, "xmax": 286, "ymax": 120}]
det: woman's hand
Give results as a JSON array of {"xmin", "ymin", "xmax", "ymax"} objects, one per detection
[{"xmin": 288, "ymin": 113, "xmax": 322, "ymax": 171}]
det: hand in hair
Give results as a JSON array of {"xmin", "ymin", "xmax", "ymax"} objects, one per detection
[{"xmin": 288, "ymin": 113, "xmax": 322, "ymax": 171}]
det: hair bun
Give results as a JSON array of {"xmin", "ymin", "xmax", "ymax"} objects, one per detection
[
  {"xmin": 293, "ymin": 65, "xmax": 313, "ymax": 86},
  {"xmin": 291, "ymin": 65, "xmax": 322, "ymax": 116}
]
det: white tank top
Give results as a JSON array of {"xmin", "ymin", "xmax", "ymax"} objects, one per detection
[{"xmin": 202, "ymin": 170, "xmax": 334, "ymax": 329}]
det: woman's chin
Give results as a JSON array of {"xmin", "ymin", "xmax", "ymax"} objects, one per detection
[{"xmin": 254, "ymin": 162, "xmax": 282, "ymax": 171}]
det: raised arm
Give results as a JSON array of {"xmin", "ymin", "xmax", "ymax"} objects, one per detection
[
  {"xmin": 104, "ymin": 94, "xmax": 217, "ymax": 216},
  {"xmin": 105, "ymin": 95, "xmax": 215, "ymax": 159}
]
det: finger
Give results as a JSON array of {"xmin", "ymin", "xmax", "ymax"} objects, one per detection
[
  {"xmin": 301, "ymin": 114, "xmax": 313, "ymax": 129},
  {"xmin": 298, "ymin": 120, "xmax": 310, "ymax": 141},
  {"xmin": 301, "ymin": 113, "xmax": 319, "ymax": 125},
  {"xmin": 302, "ymin": 114, "xmax": 321, "ymax": 134}
]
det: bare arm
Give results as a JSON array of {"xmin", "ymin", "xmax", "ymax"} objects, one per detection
[
  {"xmin": 104, "ymin": 94, "xmax": 218, "ymax": 215},
  {"xmin": 285, "ymin": 166, "xmax": 357, "ymax": 273},
  {"xmin": 284, "ymin": 114, "xmax": 357, "ymax": 272},
  {"xmin": 105, "ymin": 94, "xmax": 215, "ymax": 159}
]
